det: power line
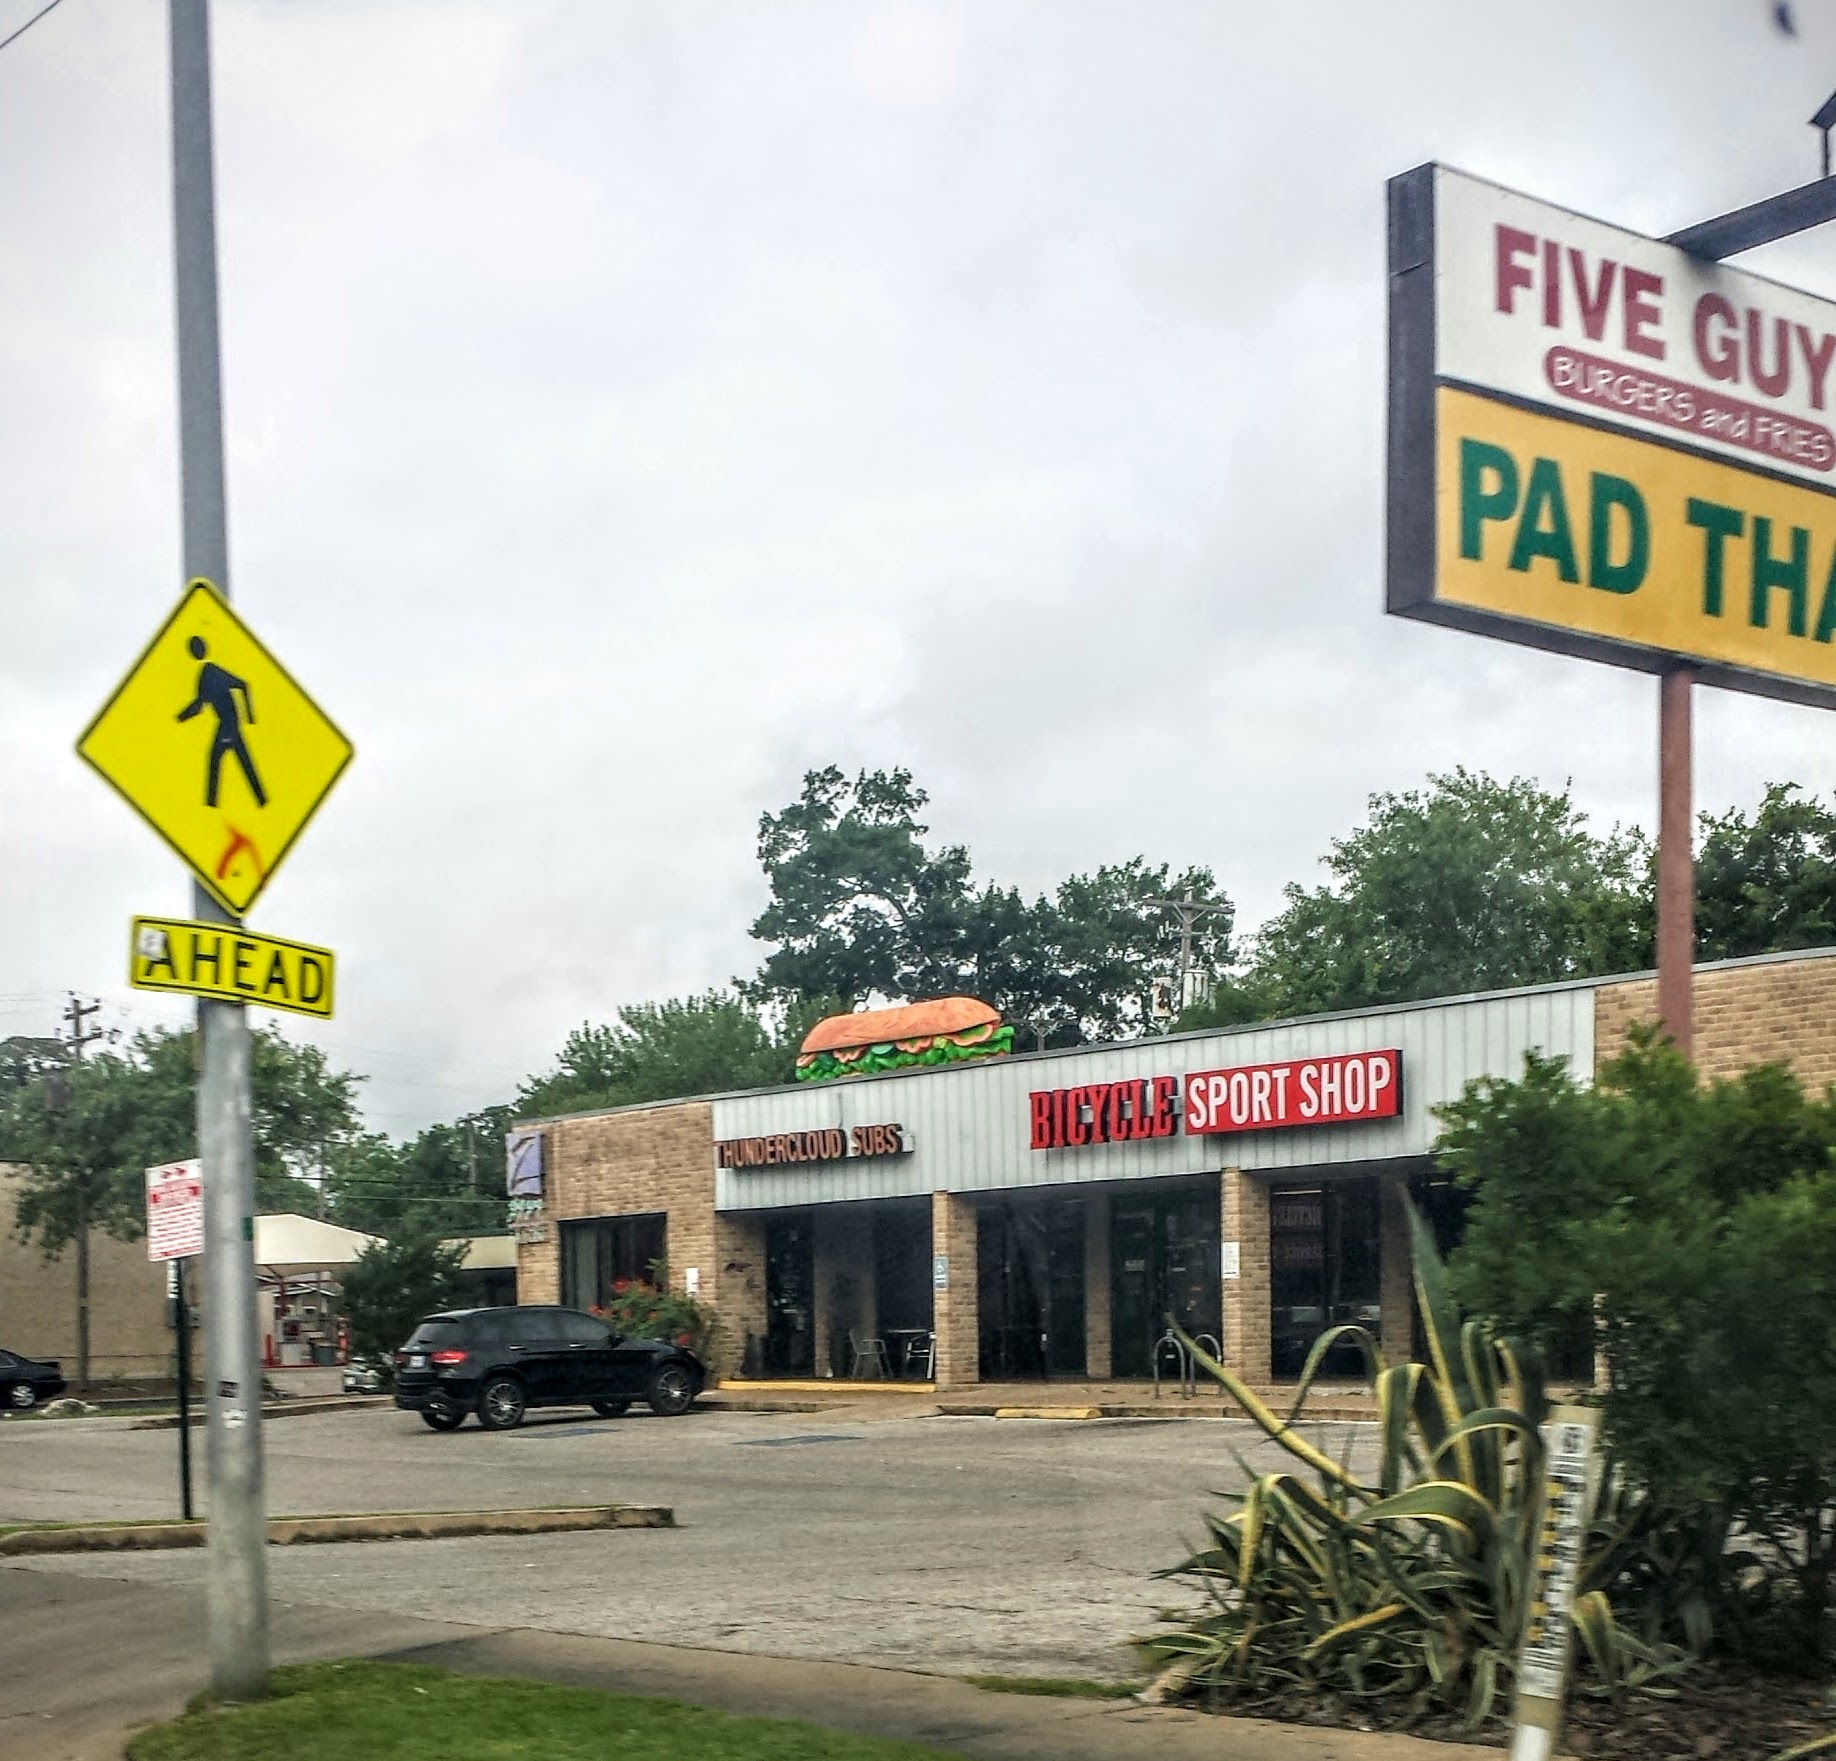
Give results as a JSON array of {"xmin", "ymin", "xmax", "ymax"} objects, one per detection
[{"xmin": 0, "ymin": 0, "xmax": 68, "ymax": 58}]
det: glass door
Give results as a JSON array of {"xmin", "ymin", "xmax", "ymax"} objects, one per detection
[
  {"xmin": 1109, "ymin": 1182, "xmax": 1221, "ymax": 1377},
  {"xmin": 764, "ymin": 1213, "xmax": 815, "ymax": 1377}
]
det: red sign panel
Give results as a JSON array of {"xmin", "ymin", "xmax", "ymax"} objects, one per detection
[
  {"xmin": 1028, "ymin": 1077, "xmax": 1180, "ymax": 1150},
  {"xmin": 1183, "ymin": 1050, "xmax": 1402, "ymax": 1137}
]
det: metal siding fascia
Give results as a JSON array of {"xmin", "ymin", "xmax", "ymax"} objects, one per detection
[{"xmin": 710, "ymin": 991, "xmax": 1597, "ymax": 1209}]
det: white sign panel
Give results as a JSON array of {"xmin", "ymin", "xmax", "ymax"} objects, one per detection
[
  {"xmin": 1434, "ymin": 167, "xmax": 1836, "ymax": 487},
  {"xmin": 1515, "ymin": 1410, "xmax": 1600, "ymax": 1701},
  {"xmin": 145, "ymin": 1158, "xmax": 204, "ymax": 1262}
]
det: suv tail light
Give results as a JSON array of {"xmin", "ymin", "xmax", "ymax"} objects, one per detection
[
  {"xmin": 393, "ymin": 1351, "xmax": 407, "ymax": 1366},
  {"xmin": 430, "ymin": 1350, "xmax": 468, "ymax": 1366}
]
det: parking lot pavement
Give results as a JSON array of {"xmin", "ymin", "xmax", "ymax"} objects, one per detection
[{"xmin": 0, "ymin": 1405, "xmax": 1377, "ymax": 1680}]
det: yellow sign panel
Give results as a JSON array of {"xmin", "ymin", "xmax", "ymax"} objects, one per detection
[
  {"xmin": 1435, "ymin": 386, "xmax": 1836, "ymax": 696},
  {"xmin": 129, "ymin": 916, "xmax": 336, "ymax": 1019},
  {"xmin": 78, "ymin": 581, "xmax": 353, "ymax": 914}
]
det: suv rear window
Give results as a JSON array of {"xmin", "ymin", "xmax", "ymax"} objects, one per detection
[{"xmin": 405, "ymin": 1318, "xmax": 467, "ymax": 1350}]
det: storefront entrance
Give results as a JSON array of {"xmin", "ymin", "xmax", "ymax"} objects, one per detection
[
  {"xmin": 1110, "ymin": 1180, "xmax": 1221, "ymax": 1378},
  {"xmin": 1269, "ymin": 1177, "xmax": 1380, "ymax": 1378},
  {"xmin": 976, "ymin": 1199, "xmax": 1086, "ymax": 1379},
  {"xmin": 764, "ymin": 1213, "xmax": 815, "ymax": 1377}
]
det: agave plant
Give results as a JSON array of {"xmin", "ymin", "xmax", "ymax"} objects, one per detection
[{"xmin": 1143, "ymin": 1200, "xmax": 1683, "ymax": 1731}]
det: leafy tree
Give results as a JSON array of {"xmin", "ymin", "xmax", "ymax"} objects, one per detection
[
  {"xmin": 125, "ymin": 1025, "xmax": 362, "ymax": 1214},
  {"xmin": 326, "ymin": 1107, "xmax": 515, "ymax": 1240},
  {"xmin": 516, "ymin": 992, "xmax": 798, "ymax": 1118},
  {"xmin": 1439, "ymin": 1032, "xmax": 1836, "ymax": 1666},
  {"xmin": 749, "ymin": 766, "xmax": 1233, "ymax": 1046},
  {"xmin": 0, "ymin": 1048, "xmax": 151, "ymax": 1387},
  {"xmin": 0, "ymin": 1024, "xmax": 364, "ymax": 1387},
  {"xmin": 750, "ymin": 766, "xmax": 976, "ymax": 1008},
  {"xmin": 1221, "ymin": 769, "xmax": 1651, "ymax": 1021},
  {"xmin": 338, "ymin": 1225, "xmax": 467, "ymax": 1375},
  {"xmin": 1695, "ymin": 782, "xmax": 1836, "ymax": 961}
]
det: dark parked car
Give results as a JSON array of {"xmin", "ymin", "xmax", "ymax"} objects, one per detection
[
  {"xmin": 392, "ymin": 1305, "xmax": 703, "ymax": 1432},
  {"xmin": 0, "ymin": 1348, "xmax": 67, "ymax": 1412}
]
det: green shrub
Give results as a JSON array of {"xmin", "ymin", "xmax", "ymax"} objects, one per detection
[
  {"xmin": 1439, "ymin": 1031, "xmax": 1836, "ymax": 1669},
  {"xmin": 1143, "ymin": 1204, "xmax": 1684, "ymax": 1731},
  {"xmin": 338, "ymin": 1227, "xmax": 468, "ymax": 1384}
]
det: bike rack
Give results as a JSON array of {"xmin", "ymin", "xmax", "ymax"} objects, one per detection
[{"xmin": 1152, "ymin": 1331, "xmax": 1224, "ymax": 1399}]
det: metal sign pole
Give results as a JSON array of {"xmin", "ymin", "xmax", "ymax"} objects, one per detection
[
  {"xmin": 172, "ymin": 1258, "xmax": 195, "ymax": 1521},
  {"xmin": 169, "ymin": 0, "xmax": 269, "ymax": 1698}
]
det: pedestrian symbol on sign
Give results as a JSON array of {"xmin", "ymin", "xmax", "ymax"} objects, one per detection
[{"xmin": 178, "ymin": 636, "xmax": 267, "ymax": 809}]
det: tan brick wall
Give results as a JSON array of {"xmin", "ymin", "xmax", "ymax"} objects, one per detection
[
  {"xmin": 1222, "ymin": 1166, "xmax": 1271, "ymax": 1384},
  {"xmin": 516, "ymin": 1102, "xmax": 760, "ymax": 1371},
  {"xmin": 714, "ymin": 1213, "xmax": 768, "ymax": 1376},
  {"xmin": 930, "ymin": 1191, "xmax": 978, "ymax": 1388},
  {"xmin": 1379, "ymin": 1176, "xmax": 1414, "ymax": 1365},
  {"xmin": 1083, "ymin": 1192, "xmax": 1112, "ymax": 1380},
  {"xmin": 0, "ymin": 1168, "xmax": 174, "ymax": 1383},
  {"xmin": 1594, "ymin": 951, "xmax": 1836, "ymax": 1086}
]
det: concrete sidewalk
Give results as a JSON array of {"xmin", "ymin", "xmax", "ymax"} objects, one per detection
[{"xmin": 1, "ymin": 1563, "xmax": 1489, "ymax": 1761}]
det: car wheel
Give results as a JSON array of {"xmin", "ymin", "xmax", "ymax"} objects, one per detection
[
  {"xmin": 645, "ymin": 1364, "xmax": 696, "ymax": 1418},
  {"xmin": 10, "ymin": 1382, "xmax": 38, "ymax": 1410},
  {"xmin": 421, "ymin": 1406, "xmax": 465, "ymax": 1431},
  {"xmin": 476, "ymin": 1376, "xmax": 526, "ymax": 1430},
  {"xmin": 590, "ymin": 1399, "xmax": 631, "ymax": 1418}
]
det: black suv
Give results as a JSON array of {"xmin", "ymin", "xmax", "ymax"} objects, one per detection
[{"xmin": 392, "ymin": 1306, "xmax": 703, "ymax": 1432}]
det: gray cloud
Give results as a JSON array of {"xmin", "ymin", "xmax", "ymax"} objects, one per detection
[{"xmin": 5, "ymin": 0, "xmax": 1836, "ymax": 1134}]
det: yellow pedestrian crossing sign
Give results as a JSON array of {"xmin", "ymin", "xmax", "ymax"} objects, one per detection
[{"xmin": 77, "ymin": 580, "xmax": 353, "ymax": 916}]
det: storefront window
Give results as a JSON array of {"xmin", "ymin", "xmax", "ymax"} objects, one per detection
[
  {"xmin": 978, "ymin": 1200, "xmax": 1087, "ymax": 1379},
  {"xmin": 559, "ymin": 1213, "xmax": 667, "ymax": 1311},
  {"xmin": 1270, "ymin": 1179, "xmax": 1380, "ymax": 1378}
]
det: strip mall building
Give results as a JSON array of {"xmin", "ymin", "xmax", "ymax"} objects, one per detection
[{"xmin": 513, "ymin": 947, "xmax": 1836, "ymax": 1387}]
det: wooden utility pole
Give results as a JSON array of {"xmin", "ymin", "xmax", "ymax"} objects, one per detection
[
  {"xmin": 1655, "ymin": 669, "xmax": 1694, "ymax": 1059},
  {"xmin": 60, "ymin": 994, "xmax": 104, "ymax": 1389}
]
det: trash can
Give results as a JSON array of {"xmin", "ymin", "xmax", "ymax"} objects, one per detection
[{"xmin": 310, "ymin": 1342, "xmax": 337, "ymax": 1367}]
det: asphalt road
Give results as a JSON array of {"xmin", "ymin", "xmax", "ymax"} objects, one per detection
[{"xmin": 0, "ymin": 1404, "xmax": 1375, "ymax": 1680}]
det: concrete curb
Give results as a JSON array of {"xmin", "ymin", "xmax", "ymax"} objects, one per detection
[
  {"xmin": 130, "ymin": 1395, "xmax": 390, "ymax": 1430},
  {"xmin": 938, "ymin": 1402, "xmax": 1374, "ymax": 1422},
  {"xmin": 0, "ymin": 1505, "xmax": 673, "ymax": 1555},
  {"xmin": 993, "ymin": 1406, "xmax": 1104, "ymax": 1420}
]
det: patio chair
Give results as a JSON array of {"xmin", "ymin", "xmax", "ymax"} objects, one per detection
[{"xmin": 848, "ymin": 1331, "xmax": 891, "ymax": 1379}]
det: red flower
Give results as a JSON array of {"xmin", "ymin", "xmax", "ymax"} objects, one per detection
[{"xmin": 612, "ymin": 1279, "xmax": 632, "ymax": 1295}]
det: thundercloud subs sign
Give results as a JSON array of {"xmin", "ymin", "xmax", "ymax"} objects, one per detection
[
  {"xmin": 717, "ymin": 1124, "xmax": 911, "ymax": 1169},
  {"xmin": 1029, "ymin": 1052, "xmax": 1402, "ymax": 1149},
  {"xmin": 1389, "ymin": 164, "xmax": 1836, "ymax": 708}
]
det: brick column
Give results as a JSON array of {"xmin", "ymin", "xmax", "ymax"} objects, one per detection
[
  {"xmin": 930, "ymin": 1191, "xmax": 979, "ymax": 1389},
  {"xmin": 1379, "ymin": 1178, "xmax": 1414, "ymax": 1366},
  {"xmin": 1221, "ymin": 1166, "xmax": 1271, "ymax": 1384},
  {"xmin": 712, "ymin": 1213, "xmax": 768, "ymax": 1379},
  {"xmin": 1083, "ymin": 1192, "xmax": 1112, "ymax": 1380}
]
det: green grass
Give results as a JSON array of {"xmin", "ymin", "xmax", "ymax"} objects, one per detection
[
  {"xmin": 962, "ymin": 1673, "xmax": 1141, "ymax": 1699},
  {"xmin": 126, "ymin": 1661, "xmax": 974, "ymax": 1760}
]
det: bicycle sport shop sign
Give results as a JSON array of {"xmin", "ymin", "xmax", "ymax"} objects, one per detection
[
  {"xmin": 1387, "ymin": 164, "xmax": 1836, "ymax": 707},
  {"xmin": 1027, "ymin": 1051, "xmax": 1403, "ymax": 1149}
]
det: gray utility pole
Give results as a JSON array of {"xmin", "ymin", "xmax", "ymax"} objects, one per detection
[
  {"xmin": 1146, "ymin": 893, "xmax": 1230, "ymax": 1025},
  {"xmin": 169, "ymin": 0, "xmax": 269, "ymax": 1699}
]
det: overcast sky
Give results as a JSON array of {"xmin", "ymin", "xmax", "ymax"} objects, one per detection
[{"xmin": 6, "ymin": 0, "xmax": 1836, "ymax": 1137}]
